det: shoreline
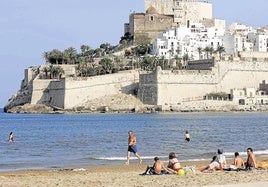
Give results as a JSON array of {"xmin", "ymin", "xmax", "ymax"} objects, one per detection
[{"xmin": 1, "ymin": 157, "xmax": 268, "ymax": 187}]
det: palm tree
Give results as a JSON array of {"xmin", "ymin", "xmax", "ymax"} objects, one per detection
[
  {"xmin": 197, "ymin": 47, "xmax": 202, "ymax": 60},
  {"xmin": 50, "ymin": 66, "xmax": 64, "ymax": 79},
  {"xmin": 76, "ymin": 57, "xmax": 88, "ymax": 77},
  {"xmin": 183, "ymin": 53, "xmax": 189, "ymax": 63},
  {"xmin": 43, "ymin": 49, "xmax": 64, "ymax": 64},
  {"xmin": 63, "ymin": 47, "xmax": 77, "ymax": 64},
  {"xmin": 42, "ymin": 66, "xmax": 50, "ymax": 79},
  {"xmin": 216, "ymin": 46, "xmax": 225, "ymax": 60},
  {"xmin": 99, "ymin": 58, "xmax": 113, "ymax": 74},
  {"xmin": 204, "ymin": 46, "xmax": 210, "ymax": 59},
  {"xmin": 80, "ymin": 45, "xmax": 94, "ymax": 62},
  {"xmin": 209, "ymin": 47, "xmax": 214, "ymax": 57}
]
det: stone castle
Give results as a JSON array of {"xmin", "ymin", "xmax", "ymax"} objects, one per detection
[
  {"xmin": 4, "ymin": 0, "xmax": 268, "ymax": 113},
  {"xmin": 125, "ymin": 0, "xmax": 218, "ymax": 44}
]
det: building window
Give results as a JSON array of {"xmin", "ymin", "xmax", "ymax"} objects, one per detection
[{"xmin": 150, "ymin": 16, "xmax": 154, "ymax": 21}]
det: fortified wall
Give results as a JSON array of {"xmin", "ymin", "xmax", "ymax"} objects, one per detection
[
  {"xmin": 138, "ymin": 61, "xmax": 268, "ymax": 105},
  {"xmin": 30, "ymin": 70, "xmax": 140, "ymax": 109},
  {"xmin": 5, "ymin": 61, "xmax": 268, "ymax": 112}
]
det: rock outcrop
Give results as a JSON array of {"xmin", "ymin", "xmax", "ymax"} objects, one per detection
[{"xmin": 6, "ymin": 104, "xmax": 54, "ymax": 114}]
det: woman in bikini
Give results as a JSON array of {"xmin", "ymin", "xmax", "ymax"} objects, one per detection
[{"xmin": 167, "ymin": 152, "xmax": 181, "ymax": 174}]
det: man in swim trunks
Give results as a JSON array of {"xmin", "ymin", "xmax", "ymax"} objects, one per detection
[
  {"xmin": 125, "ymin": 130, "xmax": 142, "ymax": 165},
  {"xmin": 246, "ymin": 147, "xmax": 257, "ymax": 170}
]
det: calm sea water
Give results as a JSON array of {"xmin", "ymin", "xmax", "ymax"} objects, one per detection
[{"xmin": 0, "ymin": 109, "xmax": 267, "ymax": 172}]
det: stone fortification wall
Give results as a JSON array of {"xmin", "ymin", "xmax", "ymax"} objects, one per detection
[
  {"xmin": 138, "ymin": 73, "xmax": 158, "ymax": 105},
  {"xmin": 138, "ymin": 61, "xmax": 268, "ymax": 105},
  {"xmin": 31, "ymin": 78, "xmax": 65, "ymax": 108},
  {"xmin": 31, "ymin": 79, "xmax": 65, "ymax": 108},
  {"xmin": 63, "ymin": 71, "xmax": 140, "ymax": 109}
]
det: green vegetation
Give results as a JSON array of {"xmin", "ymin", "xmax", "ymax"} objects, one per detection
[
  {"xmin": 42, "ymin": 38, "xmax": 225, "ymax": 79},
  {"xmin": 42, "ymin": 41, "xmax": 179, "ymax": 79}
]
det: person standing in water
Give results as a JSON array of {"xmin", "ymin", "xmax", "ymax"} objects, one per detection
[
  {"xmin": 125, "ymin": 130, "xmax": 142, "ymax": 165},
  {"xmin": 185, "ymin": 130, "xmax": 190, "ymax": 142},
  {"xmin": 9, "ymin": 132, "xmax": 14, "ymax": 142}
]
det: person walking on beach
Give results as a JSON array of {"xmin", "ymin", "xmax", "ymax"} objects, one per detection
[
  {"xmin": 185, "ymin": 130, "xmax": 190, "ymax": 142},
  {"xmin": 125, "ymin": 130, "xmax": 142, "ymax": 165},
  {"xmin": 9, "ymin": 132, "xmax": 14, "ymax": 142},
  {"xmin": 246, "ymin": 147, "xmax": 257, "ymax": 170}
]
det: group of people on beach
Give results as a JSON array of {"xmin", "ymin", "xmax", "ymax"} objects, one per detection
[
  {"xmin": 125, "ymin": 130, "xmax": 258, "ymax": 175},
  {"xmin": 200, "ymin": 148, "xmax": 257, "ymax": 172}
]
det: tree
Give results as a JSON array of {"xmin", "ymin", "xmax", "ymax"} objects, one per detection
[
  {"xmin": 63, "ymin": 47, "xmax": 77, "ymax": 64},
  {"xmin": 42, "ymin": 66, "xmax": 51, "ymax": 79},
  {"xmin": 204, "ymin": 46, "xmax": 210, "ymax": 59},
  {"xmin": 183, "ymin": 53, "xmax": 189, "ymax": 63},
  {"xmin": 50, "ymin": 66, "xmax": 64, "ymax": 79},
  {"xmin": 76, "ymin": 57, "xmax": 88, "ymax": 77},
  {"xmin": 80, "ymin": 45, "xmax": 95, "ymax": 62},
  {"xmin": 216, "ymin": 46, "xmax": 225, "ymax": 60},
  {"xmin": 209, "ymin": 47, "xmax": 214, "ymax": 57},
  {"xmin": 197, "ymin": 47, "xmax": 202, "ymax": 60},
  {"xmin": 43, "ymin": 49, "xmax": 64, "ymax": 64},
  {"xmin": 99, "ymin": 58, "xmax": 113, "ymax": 74},
  {"xmin": 120, "ymin": 32, "xmax": 133, "ymax": 46}
]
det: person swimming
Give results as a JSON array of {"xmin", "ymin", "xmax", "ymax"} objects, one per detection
[
  {"xmin": 185, "ymin": 130, "xmax": 190, "ymax": 142},
  {"xmin": 9, "ymin": 132, "xmax": 14, "ymax": 142}
]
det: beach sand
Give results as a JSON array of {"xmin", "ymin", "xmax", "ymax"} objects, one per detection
[{"xmin": 1, "ymin": 157, "xmax": 268, "ymax": 187}]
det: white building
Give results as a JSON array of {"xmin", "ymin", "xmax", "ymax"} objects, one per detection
[
  {"xmin": 248, "ymin": 31, "xmax": 268, "ymax": 52},
  {"xmin": 152, "ymin": 21, "xmax": 225, "ymax": 60},
  {"xmin": 222, "ymin": 23, "xmax": 268, "ymax": 57},
  {"xmin": 231, "ymin": 87, "xmax": 268, "ymax": 105}
]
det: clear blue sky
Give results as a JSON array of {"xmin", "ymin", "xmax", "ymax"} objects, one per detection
[{"xmin": 0, "ymin": 0, "xmax": 267, "ymax": 108}]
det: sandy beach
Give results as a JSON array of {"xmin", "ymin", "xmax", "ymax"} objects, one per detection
[{"xmin": 1, "ymin": 157, "xmax": 268, "ymax": 187}]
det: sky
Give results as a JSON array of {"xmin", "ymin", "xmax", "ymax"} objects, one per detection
[{"xmin": 0, "ymin": 0, "xmax": 267, "ymax": 108}]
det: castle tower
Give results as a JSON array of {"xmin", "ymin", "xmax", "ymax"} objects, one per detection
[{"xmin": 145, "ymin": 0, "xmax": 213, "ymax": 26}]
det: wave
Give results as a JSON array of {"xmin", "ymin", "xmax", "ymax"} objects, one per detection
[
  {"xmin": 92, "ymin": 150, "xmax": 268, "ymax": 162},
  {"xmin": 223, "ymin": 149, "xmax": 268, "ymax": 157}
]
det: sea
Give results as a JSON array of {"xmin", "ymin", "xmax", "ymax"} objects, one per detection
[{"xmin": 0, "ymin": 109, "xmax": 267, "ymax": 172}]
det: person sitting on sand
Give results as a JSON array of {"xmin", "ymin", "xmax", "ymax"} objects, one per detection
[
  {"xmin": 224, "ymin": 152, "xmax": 245, "ymax": 171},
  {"xmin": 245, "ymin": 147, "xmax": 257, "ymax": 170},
  {"xmin": 167, "ymin": 152, "xmax": 181, "ymax": 174},
  {"xmin": 234, "ymin": 152, "xmax": 245, "ymax": 169},
  {"xmin": 200, "ymin": 149, "xmax": 226, "ymax": 172},
  {"xmin": 200, "ymin": 155, "xmax": 217, "ymax": 172},
  {"xmin": 141, "ymin": 157, "xmax": 171, "ymax": 175}
]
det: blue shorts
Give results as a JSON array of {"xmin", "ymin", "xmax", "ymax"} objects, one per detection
[{"xmin": 128, "ymin": 145, "xmax": 138, "ymax": 153}]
